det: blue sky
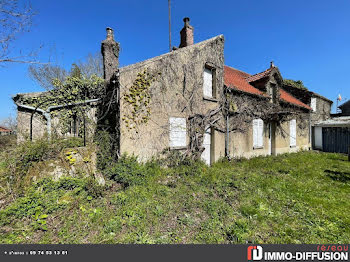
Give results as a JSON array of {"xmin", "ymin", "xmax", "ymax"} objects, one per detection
[{"xmin": 1, "ymin": 0, "xmax": 349, "ymax": 120}]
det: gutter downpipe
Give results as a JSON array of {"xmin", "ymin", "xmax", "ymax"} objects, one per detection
[
  {"xmin": 225, "ymin": 113, "xmax": 229, "ymax": 158},
  {"xmin": 15, "ymin": 103, "xmax": 51, "ymax": 139},
  {"xmin": 224, "ymin": 86, "xmax": 230, "ymax": 159},
  {"xmin": 15, "ymin": 98, "xmax": 100, "ymax": 140},
  {"xmin": 309, "ymin": 111, "xmax": 312, "ymax": 150}
]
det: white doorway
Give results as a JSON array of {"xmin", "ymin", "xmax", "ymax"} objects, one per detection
[
  {"xmin": 201, "ymin": 127, "xmax": 211, "ymax": 165},
  {"xmin": 268, "ymin": 122, "xmax": 276, "ymax": 156},
  {"xmin": 314, "ymin": 127, "xmax": 323, "ymax": 150}
]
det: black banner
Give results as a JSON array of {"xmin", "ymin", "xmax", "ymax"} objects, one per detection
[{"xmin": 0, "ymin": 244, "xmax": 348, "ymax": 262}]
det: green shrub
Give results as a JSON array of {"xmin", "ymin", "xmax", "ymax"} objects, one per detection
[
  {"xmin": 0, "ymin": 135, "xmax": 16, "ymax": 151},
  {"xmin": 0, "ymin": 137, "xmax": 89, "ymax": 195},
  {"xmin": 104, "ymin": 155, "xmax": 148, "ymax": 187},
  {"xmin": 159, "ymin": 149, "xmax": 199, "ymax": 168},
  {"xmin": 0, "ymin": 177, "xmax": 104, "ymax": 228},
  {"xmin": 95, "ymin": 130, "xmax": 115, "ymax": 171},
  {"xmin": 54, "ymin": 137, "xmax": 84, "ymax": 149}
]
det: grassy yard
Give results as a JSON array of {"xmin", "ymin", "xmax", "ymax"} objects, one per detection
[{"xmin": 0, "ymin": 150, "xmax": 349, "ymax": 244}]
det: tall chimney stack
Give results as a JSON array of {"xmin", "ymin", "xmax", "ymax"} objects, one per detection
[
  {"xmin": 98, "ymin": 27, "xmax": 121, "ymax": 162},
  {"xmin": 179, "ymin": 17, "xmax": 194, "ymax": 48},
  {"xmin": 101, "ymin": 27, "xmax": 120, "ymax": 82}
]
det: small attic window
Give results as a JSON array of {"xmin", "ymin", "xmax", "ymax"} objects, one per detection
[{"xmin": 203, "ymin": 65, "xmax": 216, "ymax": 99}]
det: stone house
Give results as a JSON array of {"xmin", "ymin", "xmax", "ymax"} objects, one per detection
[
  {"xmin": 224, "ymin": 64, "xmax": 312, "ymax": 158},
  {"xmin": 273, "ymin": 80, "xmax": 333, "ymax": 151},
  {"xmin": 282, "ymin": 84, "xmax": 333, "ymax": 125},
  {"xmin": 14, "ymin": 18, "xmax": 332, "ymax": 164}
]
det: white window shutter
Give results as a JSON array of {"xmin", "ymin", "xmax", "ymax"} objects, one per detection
[
  {"xmin": 169, "ymin": 117, "xmax": 187, "ymax": 147},
  {"xmin": 311, "ymin": 98, "xmax": 317, "ymax": 112},
  {"xmin": 258, "ymin": 119, "xmax": 264, "ymax": 147},
  {"xmin": 253, "ymin": 119, "xmax": 258, "ymax": 148},
  {"xmin": 203, "ymin": 68, "xmax": 213, "ymax": 98},
  {"xmin": 290, "ymin": 119, "xmax": 296, "ymax": 147},
  {"xmin": 253, "ymin": 119, "xmax": 264, "ymax": 148}
]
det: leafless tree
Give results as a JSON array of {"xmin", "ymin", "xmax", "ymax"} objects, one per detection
[
  {"xmin": 0, "ymin": 0, "xmax": 38, "ymax": 64},
  {"xmin": 77, "ymin": 52, "xmax": 103, "ymax": 78},
  {"xmin": 28, "ymin": 64, "xmax": 67, "ymax": 90},
  {"xmin": 0, "ymin": 114, "xmax": 17, "ymax": 131},
  {"xmin": 28, "ymin": 52, "xmax": 103, "ymax": 91}
]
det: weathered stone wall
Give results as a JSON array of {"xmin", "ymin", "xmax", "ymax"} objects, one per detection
[
  {"xmin": 311, "ymin": 97, "xmax": 332, "ymax": 125},
  {"xmin": 17, "ymin": 109, "xmax": 47, "ymax": 142},
  {"xmin": 228, "ymin": 116, "xmax": 310, "ymax": 159},
  {"xmin": 274, "ymin": 118, "xmax": 310, "ymax": 155},
  {"xmin": 16, "ymin": 103, "xmax": 98, "ymax": 142},
  {"xmin": 282, "ymin": 85, "xmax": 332, "ymax": 125},
  {"xmin": 119, "ymin": 35, "xmax": 225, "ymax": 161},
  {"xmin": 229, "ymin": 124, "xmax": 271, "ymax": 158},
  {"xmin": 50, "ymin": 105, "xmax": 98, "ymax": 140},
  {"xmin": 227, "ymin": 70, "xmax": 311, "ymax": 159}
]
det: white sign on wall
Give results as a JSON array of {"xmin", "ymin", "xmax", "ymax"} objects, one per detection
[{"xmin": 169, "ymin": 117, "xmax": 187, "ymax": 147}]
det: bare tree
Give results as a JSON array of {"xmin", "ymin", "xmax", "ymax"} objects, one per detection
[
  {"xmin": 0, "ymin": 0, "xmax": 39, "ymax": 64},
  {"xmin": 28, "ymin": 52, "xmax": 103, "ymax": 91},
  {"xmin": 28, "ymin": 63, "xmax": 67, "ymax": 90},
  {"xmin": 77, "ymin": 52, "xmax": 103, "ymax": 78},
  {"xmin": 0, "ymin": 114, "xmax": 17, "ymax": 131}
]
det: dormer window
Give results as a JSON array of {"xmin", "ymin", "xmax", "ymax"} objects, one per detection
[{"xmin": 203, "ymin": 65, "xmax": 216, "ymax": 99}]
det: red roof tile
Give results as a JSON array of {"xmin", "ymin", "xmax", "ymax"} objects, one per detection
[
  {"xmin": 246, "ymin": 68, "xmax": 273, "ymax": 82},
  {"xmin": 0, "ymin": 126, "xmax": 11, "ymax": 132},
  {"xmin": 224, "ymin": 66, "xmax": 268, "ymax": 97},
  {"xmin": 280, "ymin": 89, "xmax": 312, "ymax": 110},
  {"xmin": 224, "ymin": 65, "xmax": 311, "ymax": 110}
]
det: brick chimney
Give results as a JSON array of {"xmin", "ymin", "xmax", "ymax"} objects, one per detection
[
  {"xmin": 179, "ymin": 17, "xmax": 194, "ymax": 48},
  {"xmin": 101, "ymin": 27, "xmax": 120, "ymax": 82}
]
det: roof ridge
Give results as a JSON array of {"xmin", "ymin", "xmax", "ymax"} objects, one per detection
[
  {"xmin": 245, "ymin": 67, "xmax": 272, "ymax": 79},
  {"xmin": 121, "ymin": 35, "xmax": 224, "ymax": 73},
  {"xmin": 224, "ymin": 65, "xmax": 251, "ymax": 76}
]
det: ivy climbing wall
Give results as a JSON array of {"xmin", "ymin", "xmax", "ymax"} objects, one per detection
[{"xmin": 118, "ymin": 35, "xmax": 226, "ymax": 161}]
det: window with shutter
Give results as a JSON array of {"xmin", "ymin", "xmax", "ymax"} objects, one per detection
[
  {"xmin": 253, "ymin": 119, "xmax": 264, "ymax": 148},
  {"xmin": 290, "ymin": 119, "xmax": 297, "ymax": 147},
  {"xmin": 203, "ymin": 67, "xmax": 213, "ymax": 98},
  {"xmin": 311, "ymin": 97, "xmax": 317, "ymax": 112},
  {"xmin": 258, "ymin": 119, "xmax": 264, "ymax": 147},
  {"xmin": 169, "ymin": 117, "xmax": 187, "ymax": 148}
]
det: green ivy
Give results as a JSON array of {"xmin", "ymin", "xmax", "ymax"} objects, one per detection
[
  {"xmin": 17, "ymin": 68, "xmax": 104, "ymax": 138},
  {"xmin": 283, "ymin": 79, "xmax": 308, "ymax": 90},
  {"xmin": 122, "ymin": 70, "xmax": 157, "ymax": 131}
]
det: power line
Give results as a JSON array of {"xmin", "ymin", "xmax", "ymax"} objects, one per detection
[{"xmin": 168, "ymin": 0, "xmax": 172, "ymax": 52}]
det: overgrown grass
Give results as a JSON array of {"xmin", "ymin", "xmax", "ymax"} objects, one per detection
[
  {"xmin": 0, "ymin": 134, "xmax": 16, "ymax": 151},
  {"xmin": 0, "ymin": 149, "xmax": 349, "ymax": 244}
]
